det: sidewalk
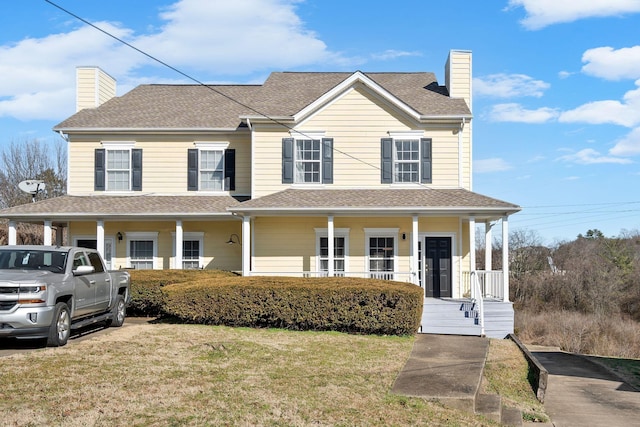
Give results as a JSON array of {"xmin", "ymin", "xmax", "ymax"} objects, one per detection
[{"xmin": 528, "ymin": 345, "xmax": 640, "ymax": 427}]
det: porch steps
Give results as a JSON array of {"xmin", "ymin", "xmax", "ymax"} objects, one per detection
[{"xmin": 420, "ymin": 298, "xmax": 514, "ymax": 339}]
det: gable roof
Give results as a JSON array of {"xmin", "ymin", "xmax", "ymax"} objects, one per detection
[{"xmin": 54, "ymin": 72, "xmax": 471, "ymax": 131}]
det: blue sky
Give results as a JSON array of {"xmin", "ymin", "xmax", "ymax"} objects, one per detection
[{"xmin": 1, "ymin": 0, "xmax": 640, "ymax": 244}]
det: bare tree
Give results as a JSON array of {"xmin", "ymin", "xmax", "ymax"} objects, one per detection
[{"xmin": 0, "ymin": 138, "xmax": 67, "ymax": 208}]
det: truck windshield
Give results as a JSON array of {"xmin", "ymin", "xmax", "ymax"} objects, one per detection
[{"xmin": 0, "ymin": 249, "xmax": 68, "ymax": 273}]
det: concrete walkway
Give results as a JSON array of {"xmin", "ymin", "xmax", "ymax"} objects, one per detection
[{"xmin": 529, "ymin": 345, "xmax": 640, "ymax": 427}]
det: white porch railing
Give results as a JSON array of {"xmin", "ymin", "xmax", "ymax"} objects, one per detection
[
  {"xmin": 470, "ymin": 271, "xmax": 486, "ymax": 336},
  {"xmin": 248, "ymin": 271, "xmax": 415, "ymax": 283},
  {"xmin": 462, "ymin": 270, "xmax": 504, "ymax": 301}
]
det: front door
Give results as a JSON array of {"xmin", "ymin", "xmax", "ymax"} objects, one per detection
[{"xmin": 425, "ymin": 237, "xmax": 452, "ymax": 298}]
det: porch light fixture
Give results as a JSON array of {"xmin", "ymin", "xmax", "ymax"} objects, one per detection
[
  {"xmin": 117, "ymin": 232, "xmax": 123, "ymax": 241},
  {"xmin": 226, "ymin": 233, "xmax": 241, "ymax": 245}
]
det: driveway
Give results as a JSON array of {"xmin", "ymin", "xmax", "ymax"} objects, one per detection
[{"xmin": 529, "ymin": 345, "xmax": 640, "ymax": 427}]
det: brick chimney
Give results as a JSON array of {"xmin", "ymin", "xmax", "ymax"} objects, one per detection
[{"xmin": 75, "ymin": 66, "xmax": 116, "ymax": 112}]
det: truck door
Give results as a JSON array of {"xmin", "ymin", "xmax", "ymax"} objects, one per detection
[
  {"xmin": 88, "ymin": 251, "xmax": 112, "ymax": 311},
  {"xmin": 72, "ymin": 251, "xmax": 96, "ymax": 317}
]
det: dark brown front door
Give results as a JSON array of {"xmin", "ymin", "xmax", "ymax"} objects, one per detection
[{"xmin": 425, "ymin": 237, "xmax": 452, "ymax": 298}]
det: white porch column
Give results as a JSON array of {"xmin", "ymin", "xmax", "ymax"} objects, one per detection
[
  {"xmin": 502, "ymin": 216, "xmax": 510, "ymax": 302},
  {"xmin": 96, "ymin": 220, "xmax": 104, "ymax": 257},
  {"xmin": 44, "ymin": 220, "xmax": 52, "ymax": 246},
  {"xmin": 175, "ymin": 220, "xmax": 183, "ymax": 269},
  {"xmin": 412, "ymin": 215, "xmax": 419, "ymax": 285},
  {"xmin": 8, "ymin": 221, "xmax": 17, "ymax": 245},
  {"xmin": 242, "ymin": 216, "xmax": 251, "ymax": 276},
  {"xmin": 469, "ymin": 217, "xmax": 476, "ymax": 272},
  {"xmin": 484, "ymin": 221, "xmax": 492, "ymax": 271},
  {"xmin": 327, "ymin": 215, "xmax": 334, "ymax": 277}
]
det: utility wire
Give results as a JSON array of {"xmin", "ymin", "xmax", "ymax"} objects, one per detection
[{"xmin": 44, "ymin": 0, "xmax": 423, "ymax": 185}]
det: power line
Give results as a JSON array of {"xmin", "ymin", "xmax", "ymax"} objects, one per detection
[{"xmin": 44, "ymin": 0, "xmax": 428, "ymax": 186}]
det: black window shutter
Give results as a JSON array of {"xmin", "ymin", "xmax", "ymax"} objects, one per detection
[
  {"xmin": 94, "ymin": 148, "xmax": 105, "ymax": 191},
  {"xmin": 224, "ymin": 149, "xmax": 235, "ymax": 191},
  {"xmin": 421, "ymin": 138, "xmax": 432, "ymax": 183},
  {"xmin": 187, "ymin": 149, "xmax": 198, "ymax": 191},
  {"xmin": 131, "ymin": 149, "xmax": 143, "ymax": 191},
  {"xmin": 322, "ymin": 138, "xmax": 333, "ymax": 184},
  {"xmin": 282, "ymin": 138, "xmax": 294, "ymax": 183},
  {"xmin": 381, "ymin": 138, "xmax": 393, "ymax": 183}
]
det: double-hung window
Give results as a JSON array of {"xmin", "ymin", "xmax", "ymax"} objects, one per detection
[
  {"xmin": 95, "ymin": 143, "xmax": 142, "ymax": 191},
  {"xmin": 172, "ymin": 232, "xmax": 204, "ymax": 269},
  {"xmin": 188, "ymin": 143, "xmax": 235, "ymax": 191},
  {"xmin": 127, "ymin": 232, "xmax": 158, "ymax": 270},
  {"xmin": 381, "ymin": 133, "xmax": 432, "ymax": 184},
  {"xmin": 365, "ymin": 228, "xmax": 398, "ymax": 280},
  {"xmin": 315, "ymin": 228, "xmax": 349, "ymax": 276},
  {"xmin": 282, "ymin": 134, "xmax": 333, "ymax": 184}
]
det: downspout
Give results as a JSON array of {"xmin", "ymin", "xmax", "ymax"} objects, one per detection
[{"xmin": 458, "ymin": 118, "xmax": 465, "ymax": 188}]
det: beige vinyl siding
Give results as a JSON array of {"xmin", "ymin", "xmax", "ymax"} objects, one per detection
[
  {"xmin": 252, "ymin": 87, "xmax": 463, "ymax": 198},
  {"xmin": 69, "ymin": 220, "xmax": 241, "ymax": 271},
  {"xmin": 76, "ymin": 67, "xmax": 116, "ymax": 112},
  {"xmin": 67, "ymin": 133, "xmax": 250, "ymax": 195}
]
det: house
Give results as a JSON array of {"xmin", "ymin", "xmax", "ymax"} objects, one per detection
[{"xmin": 0, "ymin": 50, "xmax": 520, "ymax": 337}]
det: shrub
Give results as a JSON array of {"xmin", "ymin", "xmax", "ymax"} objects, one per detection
[
  {"xmin": 162, "ymin": 276, "xmax": 423, "ymax": 336},
  {"xmin": 128, "ymin": 269, "xmax": 238, "ymax": 316}
]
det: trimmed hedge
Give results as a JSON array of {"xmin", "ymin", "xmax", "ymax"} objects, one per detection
[
  {"xmin": 162, "ymin": 276, "xmax": 423, "ymax": 336},
  {"xmin": 128, "ymin": 269, "xmax": 238, "ymax": 316}
]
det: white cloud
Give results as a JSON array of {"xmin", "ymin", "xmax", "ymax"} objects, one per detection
[
  {"xmin": 0, "ymin": 0, "xmax": 349, "ymax": 121},
  {"xmin": 558, "ymin": 71, "xmax": 573, "ymax": 79},
  {"xmin": 370, "ymin": 50, "xmax": 422, "ymax": 61},
  {"xmin": 488, "ymin": 103, "xmax": 559, "ymax": 123},
  {"xmin": 474, "ymin": 73, "xmax": 549, "ymax": 98},
  {"xmin": 475, "ymin": 158, "xmax": 513, "ymax": 173},
  {"xmin": 559, "ymin": 80, "xmax": 640, "ymax": 127},
  {"xmin": 610, "ymin": 127, "xmax": 640, "ymax": 156},
  {"xmin": 506, "ymin": 0, "xmax": 640, "ymax": 30},
  {"xmin": 557, "ymin": 148, "xmax": 633, "ymax": 165},
  {"xmin": 581, "ymin": 46, "xmax": 640, "ymax": 80}
]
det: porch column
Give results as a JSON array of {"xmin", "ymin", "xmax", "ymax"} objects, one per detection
[
  {"xmin": 44, "ymin": 220, "xmax": 52, "ymax": 246},
  {"xmin": 8, "ymin": 221, "xmax": 17, "ymax": 245},
  {"xmin": 469, "ymin": 217, "xmax": 476, "ymax": 299},
  {"xmin": 327, "ymin": 215, "xmax": 334, "ymax": 277},
  {"xmin": 412, "ymin": 215, "xmax": 419, "ymax": 285},
  {"xmin": 485, "ymin": 221, "xmax": 492, "ymax": 271},
  {"xmin": 242, "ymin": 216, "xmax": 251, "ymax": 276},
  {"xmin": 502, "ymin": 216, "xmax": 510, "ymax": 302},
  {"xmin": 175, "ymin": 220, "xmax": 183, "ymax": 269},
  {"xmin": 96, "ymin": 220, "xmax": 104, "ymax": 258}
]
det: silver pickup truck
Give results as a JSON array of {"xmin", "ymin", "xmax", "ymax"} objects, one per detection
[{"xmin": 0, "ymin": 245, "xmax": 130, "ymax": 347}]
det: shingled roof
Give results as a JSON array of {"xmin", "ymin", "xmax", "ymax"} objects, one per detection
[
  {"xmin": 228, "ymin": 188, "xmax": 520, "ymax": 217},
  {"xmin": 54, "ymin": 72, "xmax": 471, "ymax": 131}
]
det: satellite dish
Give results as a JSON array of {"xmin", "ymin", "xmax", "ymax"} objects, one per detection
[{"xmin": 18, "ymin": 180, "xmax": 46, "ymax": 202}]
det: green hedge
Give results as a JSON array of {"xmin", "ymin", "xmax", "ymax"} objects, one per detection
[
  {"xmin": 162, "ymin": 276, "xmax": 423, "ymax": 335},
  {"xmin": 128, "ymin": 269, "xmax": 238, "ymax": 316}
]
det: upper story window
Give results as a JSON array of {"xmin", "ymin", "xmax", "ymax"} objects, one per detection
[
  {"xmin": 381, "ymin": 134, "xmax": 432, "ymax": 184},
  {"xmin": 282, "ymin": 133, "xmax": 333, "ymax": 184},
  {"xmin": 188, "ymin": 143, "xmax": 235, "ymax": 192},
  {"xmin": 95, "ymin": 143, "xmax": 142, "ymax": 192}
]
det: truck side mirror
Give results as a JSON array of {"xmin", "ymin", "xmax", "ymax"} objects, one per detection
[{"xmin": 73, "ymin": 265, "xmax": 95, "ymax": 276}]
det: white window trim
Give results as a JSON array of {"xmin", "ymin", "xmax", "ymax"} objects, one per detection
[
  {"xmin": 101, "ymin": 142, "xmax": 135, "ymax": 191},
  {"xmin": 388, "ymin": 131, "xmax": 424, "ymax": 139},
  {"xmin": 126, "ymin": 232, "xmax": 158, "ymax": 270},
  {"xmin": 290, "ymin": 131, "xmax": 326, "ymax": 185},
  {"xmin": 101, "ymin": 141, "xmax": 135, "ymax": 149},
  {"xmin": 194, "ymin": 141, "xmax": 230, "ymax": 150},
  {"xmin": 171, "ymin": 232, "xmax": 204, "ymax": 269},
  {"xmin": 194, "ymin": 142, "xmax": 229, "ymax": 193},
  {"xmin": 314, "ymin": 228, "xmax": 350, "ymax": 273},
  {"xmin": 289, "ymin": 130, "xmax": 325, "ymax": 140},
  {"xmin": 364, "ymin": 228, "xmax": 399, "ymax": 277}
]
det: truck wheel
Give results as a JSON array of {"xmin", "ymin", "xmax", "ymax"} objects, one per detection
[
  {"xmin": 107, "ymin": 295, "xmax": 126, "ymax": 327},
  {"xmin": 47, "ymin": 302, "xmax": 71, "ymax": 347}
]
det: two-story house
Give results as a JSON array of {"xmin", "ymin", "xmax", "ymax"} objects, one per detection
[{"xmin": 1, "ymin": 50, "xmax": 520, "ymax": 337}]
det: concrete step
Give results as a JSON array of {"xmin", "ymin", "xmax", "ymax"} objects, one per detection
[
  {"xmin": 475, "ymin": 393, "xmax": 502, "ymax": 423},
  {"xmin": 501, "ymin": 406, "xmax": 524, "ymax": 426}
]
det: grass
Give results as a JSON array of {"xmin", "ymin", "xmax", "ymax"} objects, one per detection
[
  {"xmin": 582, "ymin": 355, "xmax": 640, "ymax": 391},
  {"xmin": 0, "ymin": 322, "xmax": 540, "ymax": 426},
  {"xmin": 482, "ymin": 339, "xmax": 549, "ymax": 423}
]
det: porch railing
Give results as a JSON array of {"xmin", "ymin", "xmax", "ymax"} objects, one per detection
[
  {"xmin": 462, "ymin": 270, "xmax": 504, "ymax": 300},
  {"xmin": 470, "ymin": 271, "xmax": 486, "ymax": 336},
  {"xmin": 248, "ymin": 271, "xmax": 415, "ymax": 283}
]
